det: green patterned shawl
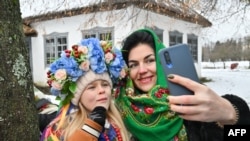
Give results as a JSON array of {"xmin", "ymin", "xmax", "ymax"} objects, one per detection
[{"xmin": 114, "ymin": 28, "xmax": 187, "ymax": 141}]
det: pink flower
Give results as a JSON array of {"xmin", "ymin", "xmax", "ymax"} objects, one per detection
[
  {"xmin": 78, "ymin": 46, "xmax": 88, "ymax": 54},
  {"xmin": 51, "ymin": 81, "xmax": 63, "ymax": 90},
  {"xmin": 105, "ymin": 52, "xmax": 114, "ymax": 63},
  {"xmin": 54, "ymin": 69, "xmax": 67, "ymax": 81},
  {"xmin": 79, "ymin": 60, "xmax": 90, "ymax": 71}
]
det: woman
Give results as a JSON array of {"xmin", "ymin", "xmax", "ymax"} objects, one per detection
[
  {"xmin": 41, "ymin": 38, "xmax": 129, "ymax": 141},
  {"xmin": 114, "ymin": 28, "xmax": 250, "ymax": 141}
]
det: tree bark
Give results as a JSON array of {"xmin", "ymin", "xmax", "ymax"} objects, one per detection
[{"xmin": 0, "ymin": 0, "xmax": 39, "ymax": 140}]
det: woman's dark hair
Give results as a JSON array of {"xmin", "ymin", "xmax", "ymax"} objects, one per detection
[{"xmin": 122, "ymin": 30, "xmax": 155, "ymax": 65}]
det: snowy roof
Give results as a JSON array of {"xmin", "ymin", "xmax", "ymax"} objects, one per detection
[{"xmin": 21, "ymin": 0, "xmax": 212, "ymax": 27}]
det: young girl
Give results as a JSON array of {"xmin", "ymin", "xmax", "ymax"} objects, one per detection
[{"xmin": 41, "ymin": 38, "xmax": 129, "ymax": 141}]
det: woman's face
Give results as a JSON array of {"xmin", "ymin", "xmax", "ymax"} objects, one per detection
[
  {"xmin": 128, "ymin": 43, "xmax": 157, "ymax": 92},
  {"xmin": 80, "ymin": 80, "xmax": 111, "ymax": 112}
]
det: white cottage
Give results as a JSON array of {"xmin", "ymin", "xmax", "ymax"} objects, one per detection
[{"xmin": 22, "ymin": 0, "xmax": 211, "ymax": 87}]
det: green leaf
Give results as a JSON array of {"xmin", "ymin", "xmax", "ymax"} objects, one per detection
[
  {"xmin": 61, "ymin": 81, "xmax": 70, "ymax": 94},
  {"xmin": 47, "ymin": 136, "xmax": 53, "ymax": 141},
  {"xmin": 69, "ymin": 82, "xmax": 76, "ymax": 94},
  {"xmin": 55, "ymin": 96, "xmax": 61, "ymax": 100},
  {"xmin": 61, "ymin": 93, "xmax": 74, "ymax": 106}
]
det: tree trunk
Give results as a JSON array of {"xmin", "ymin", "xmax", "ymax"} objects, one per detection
[
  {"xmin": 223, "ymin": 61, "xmax": 226, "ymax": 69},
  {"xmin": 0, "ymin": 0, "xmax": 39, "ymax": 140},
  {"xmin": 249, "ymin": 60, "xmax": 250, "ymax": 69}
]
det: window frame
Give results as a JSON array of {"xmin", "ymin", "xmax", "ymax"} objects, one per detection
[
  {"xmin": 44, "ymin": 32, "xmax": 68, "ymax": 67},
  {"xmin": 187, "ymin": 33, "xmax": 198, "ymax": 62},
  {"xmin": 169, "ymin": 30, "xmax": 183, "ymax": 46},
  {"xmin": 82, "ymin": 26, "xmax": 114, "ymax": 42}
]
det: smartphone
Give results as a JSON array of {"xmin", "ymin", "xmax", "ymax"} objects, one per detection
[{"xmin": 158, "ymin": 44, "xmax": 200, "ymax": 96}]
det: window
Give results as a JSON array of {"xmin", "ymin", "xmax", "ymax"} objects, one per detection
[
  {"xmin": 169, "ymin": 30, "xmax": 183, "ymax": 46},
  {"xmin": 44, "ymin": 32, "xmax": 68, "ymax": 67},
  {"xmin": 82, "ymin": 27, "xmax": 114, "ymax": 41},
  {"xmin": 145, "ymin": 26, "xmax": 163, "ymax": 41},
  {"xmin": 187, "ymin": 34, "xmax": 198, "ymax": 62}
]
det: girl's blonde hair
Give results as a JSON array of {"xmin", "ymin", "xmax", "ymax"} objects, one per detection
[{"xmin": 61, "ymin": 101, "xmax": 129, "ymax": 141}]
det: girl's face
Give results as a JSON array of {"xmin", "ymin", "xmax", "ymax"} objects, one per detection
[
  {"xmin": 80, "ymin": 80, "xmax": 111, "ymax": 112},
  {"xmin": 128, "ymin": 43, "xmax": 157, "ymax": 92}
]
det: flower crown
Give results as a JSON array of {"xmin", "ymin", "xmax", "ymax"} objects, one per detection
[{"xmin": 46, "ymin": 38, "xmax": 127, "ymax": 105}]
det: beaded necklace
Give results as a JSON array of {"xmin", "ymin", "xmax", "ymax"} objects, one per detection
[{"xmin": 99, "ymin": 123, "xmax": 122, "ymax": 141}]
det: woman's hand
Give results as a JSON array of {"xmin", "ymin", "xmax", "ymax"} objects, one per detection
[{"xmin": 167, "ymin": 74, "xmax": 237, "ymax": 125}]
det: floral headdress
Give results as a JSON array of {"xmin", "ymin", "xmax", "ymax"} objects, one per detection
[{"xmin": 46, "ymin": 38, "xmax": 127, "ymax": 106}]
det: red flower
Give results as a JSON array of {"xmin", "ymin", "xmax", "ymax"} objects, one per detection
[
  {"xmin": 155, "ymin": 92, "xmax": 162, "ymax": 98},
  {"xmin": 144, "ymin": 106, "xmax": 154, "ymax": 114},
  {"xmin": 113, "ymin": 88, "xmax": 120, "ymax": 98},
  {"xmin": 131, "ymin": 104, "xmax": 140, "ymax": 112},
  {"xmin": 174, "ymin": 136, "xmax": 179, "ymax": 141}
]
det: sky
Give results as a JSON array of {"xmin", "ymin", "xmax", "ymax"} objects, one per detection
[
  {"xmin": 20, "ymin": 0, "xmax": 250, "ymax": 43},
  {"xmin": 200, "ymin": 1, "xmax": 250, "ymax": 43}
]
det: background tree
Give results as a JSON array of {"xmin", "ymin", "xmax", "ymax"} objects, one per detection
[
  {"xmin": 243, "ymin": 36, "xmax": 250, "ymax": 68},
  {"xmin": 224, "ymin": 39, "xmax": 242, "ymax": 61},
  {"xmin": 244, "ymin": 35, "xmax": 250, "ymax": 49},
  {"xmin": 236, "ymin": 38, "xmax": 243, "ymax": 61},
  {"xmin": 0, "ymin": 0, "xmax": 39, "ymax": 140},
  {"xmin": 242, "ymin": 48, "xmax": 250, "ymax": 68},
  {"xmin": 202, "ymin": 43, "xmax": 212, "ymax": 62},
  {"xmin": 214, "ymin": 41, "xmax": 229, "ymax": 68},
  {"xmin": 202, "ymin": 36, "xmax": 250, "ymax": 65}
]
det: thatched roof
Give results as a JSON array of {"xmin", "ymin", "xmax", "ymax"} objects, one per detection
[
  {"xmin": 23, "ymin": 24, "xmax": 37, "ymax": 37},
  {"xmin": 23, "ymin": 0, "xmax": 212, "ymax": 27}
]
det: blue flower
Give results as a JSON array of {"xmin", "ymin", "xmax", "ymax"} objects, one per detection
[
  {"xmin": 50, "ymin": 52, "xmax": 83, "ymax": 81},
  {"xmin": 108, "ymin": 48, "xmax": 125, "ymax": 82},
  {"xmin": 50, "ymin": 87, "xmax": 61, "ymax": 96},
  {"xmin": 81, "ymin": 38, "xmax": 107, "ymax": 73},
  {"xmin": 89, "ymin": 56, "xmax": 107, "ymax": 73}
]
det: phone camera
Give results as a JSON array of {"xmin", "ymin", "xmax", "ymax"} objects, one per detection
[{"xmin": 164, "ymin": 51, "xmax": 173, "ymax": 68}]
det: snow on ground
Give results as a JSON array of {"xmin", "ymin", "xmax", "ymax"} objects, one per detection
[
  {"xmin": 34, "ymin": 87, "xmax": 60, "ymax": 105},
  {"xmin": 201, "ymin": 68, "xmax": 250, "ymax": 106}
]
